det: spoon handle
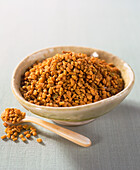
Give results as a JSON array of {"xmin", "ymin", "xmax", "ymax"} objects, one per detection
[{"xmin": 22, "ymin": 116, "xmax": 91, "ymax": 147}]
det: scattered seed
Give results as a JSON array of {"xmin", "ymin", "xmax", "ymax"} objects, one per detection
[
  {"xmin": 3, "ymin": 122, "xmax": 8, "ymax": 127},
  {"xmin": 11, "ymin": 135, "xmax": 15, "ymax": 140},
  {"xmin": 1, "ymin": 135, "xmax": 7, "ymax": 140},
  {"xmin": 23, "ymin": 125, "xmax": 28, "ymax": 129},
  {"xmin": 19, "ymin": 134, "xmax": 24, "ymax": 138},
  {"xmin": 14, "ymin": 132, "xmax": 18, "ymax": 136},
  {"xmin": 24, "ymin": 131, "xmax": 30, "ymax": 135},
  {"xmin": 13, "ymin": 138, "xmax": 17, "ymax": 141},
  {"xmin": 32, "ymin": 132, "xmax": 37, "ymax": 136},
  {"xmin": 26, "ymin": 134, "xmax": 31, "ymax": 138},
  {"xmin": 21, "ymin": 137, "xmax": 26, "ymax": 142},
  {"xmin": 37, "ymin": 138, "xmax": 42, "ymax": 143}
]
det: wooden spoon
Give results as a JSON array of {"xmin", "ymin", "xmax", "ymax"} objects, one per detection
[{"xmin": 2, "ymin": 111, "xmax": 91, "ymax": 147}]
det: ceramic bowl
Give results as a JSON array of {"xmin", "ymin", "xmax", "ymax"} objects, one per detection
[{"xmin": 11, "ymin": 46, "xmax": 135, "ymax": 126}]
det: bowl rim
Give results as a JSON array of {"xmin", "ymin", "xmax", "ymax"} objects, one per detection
[{"xmin": 11, "ymin": 46, "xmax": 135, "ymax": 111}]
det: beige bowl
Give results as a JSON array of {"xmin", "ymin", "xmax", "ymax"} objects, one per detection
[{"xmin": 11, "ymin": 46, "xmax": 135, "ymax": 126}]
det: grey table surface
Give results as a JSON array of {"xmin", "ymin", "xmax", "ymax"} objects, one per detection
[{"xmin": 0, "ymin": 0, "xmax": 140, "ymax": 170}]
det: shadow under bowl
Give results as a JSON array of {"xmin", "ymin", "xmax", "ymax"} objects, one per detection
[{"xmin": 11, "ymin": 46, "xmax": 135, "ymax": 126}]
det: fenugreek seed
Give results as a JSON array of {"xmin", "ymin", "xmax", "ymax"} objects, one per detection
[
  {"xmin": 30, "ymin": 130, "xmax": 33, "ymax": 134},
  {"xmin": 26, "ymin": 134, "xmax": 31, "ymax": 138},
  {"xmin": 7, "ymin": 133, "xmax": 11, "ymax": 138},
  {"xmin": 24, "ymin": 131, "xmax": 30, "ymax": 135},
  {"xmin": 19, "ymin": 134, "xmax": 24, "ymax": 138},
  {"xmin": 9, "ymin": 131, "xmax": 13, "ymax": 135},
  {"xmin": 59, "ymin": 102, "xmax": 65, "ymax": 106},
  {"xmin": 23, "ymin": 125, "xmax": 28, "ymax": 129},
  {"xmin": 30, "ymin": 127, "xmax": 36, "ymax": 131},
  {"xmin": 1, "ymin": 135, "xmax": 7, "ymax": 140},
  {"xmin": 86, "ymin": 93, "xmax": 92, "ymax": 100},
  {"xmin": 11, "ymin": 135, "xmax": 15, "ymax": 140},
  {"xmin": 5, "ymin": 128, "xmax": 8, "ymax": 133},
  {"xmin": 25, "ymin": 71, "xmax": 30, "ymax": 77},
  {"xmin": 14, "ymin": 132, "xmax": 18, "ymax": 136},
  {"xmin": 37, "ymin": 138, "xmax": 42, "ymax": 143},
  {"xmin": 25, "ymin": 125, "xmax": 31, "ymax": 130},
  {"xmin": 21, "ymin": 137, "xmax": 27, "ymax": 142},
  {"xmin": 13, "ymin": 138, "xmax": 17, "ymax": 141},
  {"xmin": 3, "ymin": 122, "xmax": 8, "ymax": 127},
  {"xmin": 32, "ymin": 132, "xmax": 37, "ymax": 136}
]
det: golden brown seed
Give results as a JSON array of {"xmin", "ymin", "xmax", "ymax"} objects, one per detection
[
  {"xmin": 1, "ymin": 135, "xmax": 7, "ymax": 140},
  {"xmin": 9, "ymin": 131, "xmax": 13, "ymax": 135},
  {"xmin": 19, "ymin": 134, "xmax": 24, "ymax": 138},
  {"xmin": 25, "ymin": 71, "xmax": 30, "ymax": 77},
  {"xmin": 24, "ymin": 125, "xmax": 31, "ymax": 130},
  {"xmin": 23, "ymin": 125, "xmax": 28, "ymax": 129},
  {"xmin": 13, "ymin": 138, "xmax": 17, "ymax": 141},
  {"xmin": 17, "ymin": 118, "xmax": 21, "ymax": 122},
  {"xmin": 37, "ymin": 138, "xmax": 42, "ymax": 143},
  {"xmin": 5, "ymin": 128, "xmax": 8, "ymax": 133},
  {"xmin": 11, "ymin": 135, "xmax": 15, "ymax": 140},
  {"xmin": 3, "ymin": 122, "xmax": 8, "ymax": 127},
  {"xmin": 59, "ymin": 102, "xmax": 65, "ymax": 106},
  {"xmin": 14, "ymin": 132, "xmax": 18, "ymax": 136},
  {"xmin": 24, "ymin": 131, "xmax": 30, "ymax": 135},
  {"xmin": 26, "ymin": 134, "xmax": 31, "ymax": 138},
  {"xmin": 30, "ymin": 127, "xmax": 36, "ymax": 131},
  {"xmin": 32, "ymin": 132, "xmax": 37, "ymax": 136},
  {"xmin": 86, "ymin": 93, "xmax": 92, "ymax": 100},
  {"xmin": 21, "ymin": 137, "xmax": 26, "ymax": 142},
  {"xmin": 7, "ymin": 133, "xmax": 11, "ymax": 138}
]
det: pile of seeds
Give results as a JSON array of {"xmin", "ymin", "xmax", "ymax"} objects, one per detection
[
  {"xmin": 1, "ymin": 108, "xmax": 42, "ymax": 143},
  {"xmin": 1, "ymin": 108, "xmax": 25, "ymax": 124},
  {"xmin": 20, "ymin": 51, "xmax": 124, "ymax": 107}
]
